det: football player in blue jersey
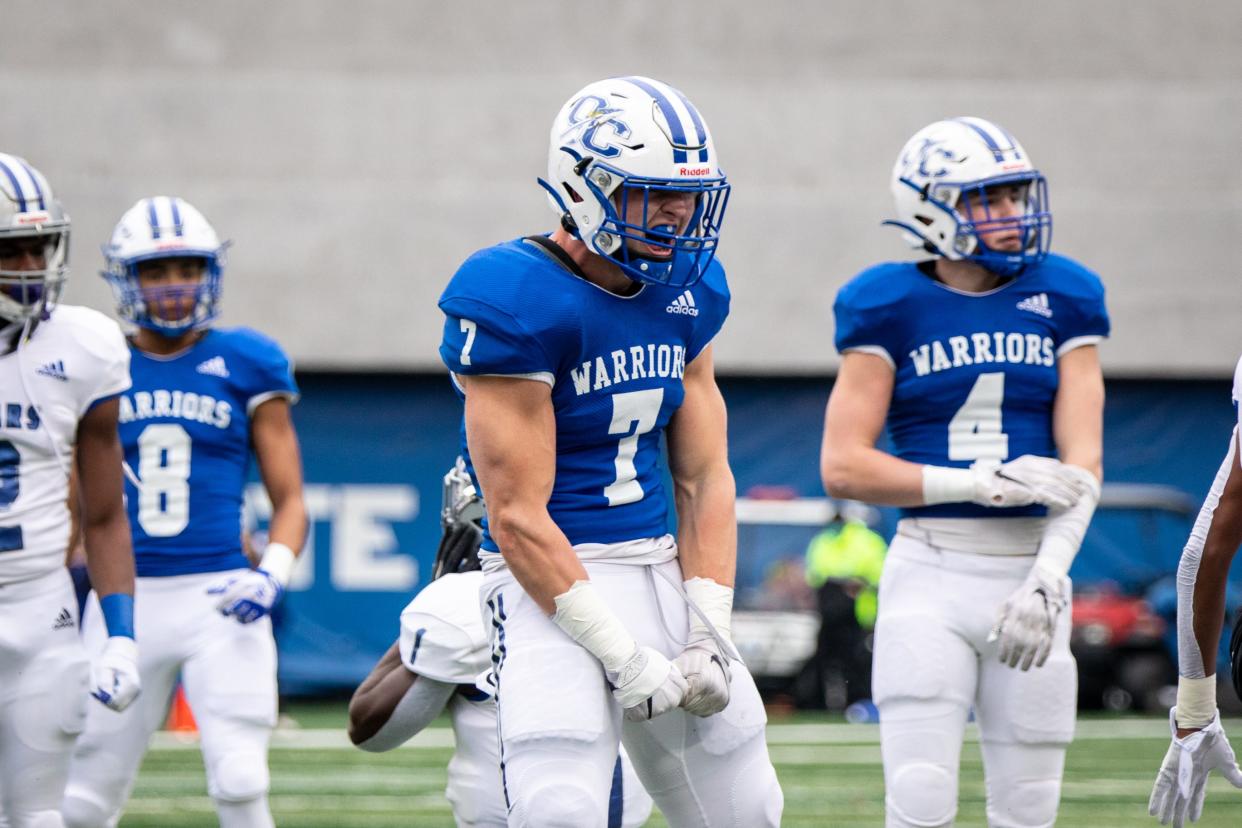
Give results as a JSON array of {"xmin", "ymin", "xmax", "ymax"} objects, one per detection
[
  {"xmin": 438, "ymin": 76, "xmax": 783, "ymax": 827},
  {"xmin": 821, "ymin": 117, "xmax": 1109, "ymax": 828},
  {"xmin": 1149, "ymin": 352, "xmax": 1242, "ymax": 826},
  {"xmin": 62, "ymin": 197, "xmax": 307, "ymax": 828},
  {"xmin": 0, "ymin": 152, "xmax": 140, "ymax": 828}
]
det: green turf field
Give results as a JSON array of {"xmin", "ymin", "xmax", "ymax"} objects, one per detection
[{"xmin": 116, "ymin": 706, "xmax": 1242, "ymax": 827}]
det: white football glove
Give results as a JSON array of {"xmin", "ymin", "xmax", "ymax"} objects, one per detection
[
  {"xmin": 90, "ymin": 636, "xmax": 141, "ymax": 712},
  {"xmin": 674, "ymin": 636, "xmax": 732, "ymax": 717},
  {"xmin": 207, "ymin": 569, "xmax": 284, "ymax": 624},
  {"xmin": 978, "ymin": 455, "xmax": 1089, "ymax": 510},
  {"xmin": 609, "ymin": 646, "xmax": 687, "ymax": 722},
  {"xmin": 988, "ymin": 564, "xmax": 1068, "ymax": 670},
  {"xmin": 1150, "ymin": 709, "xmax": 1242, "ymax": 826}
]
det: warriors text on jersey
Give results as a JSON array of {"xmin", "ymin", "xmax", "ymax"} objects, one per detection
[
  {"xmin": 438, "ymin": 236, "xmax": 729, "ymax": 553},
  {"xmin": 0, "ymin": 305, "xmax": 130, "ymax": 584},
  {"xmin": 119, "ymin": 327, "xmax": 297, "ymax": 576},
  {"xmin": 834, "ymin": 253, "xmax": 1109, "ymax": 519}
]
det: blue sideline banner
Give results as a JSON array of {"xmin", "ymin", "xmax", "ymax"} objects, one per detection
[{"xmin": 267, "ymin": 374, "xmax": 1239, "ymax": 694}]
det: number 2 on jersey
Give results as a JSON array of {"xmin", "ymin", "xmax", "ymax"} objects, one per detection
[
  {"xmin": 604, "ymin": 389, "xmax": 664, "ymax": 506},
  {"xmin": 0, "ymin": 439, "xmax": 23, "ymax": 552},
  {"xmin": 948, "ymin": 372, "xmax": 1009, "ymax": 463},
  {"xmin": 136, "ymin": 424, "xmax": 192, "ymax": 537}
]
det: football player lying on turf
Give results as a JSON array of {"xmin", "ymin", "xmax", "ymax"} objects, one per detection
[{"xmin": 348, "ymin": 460, "xmax": 653, "ymax": 828}]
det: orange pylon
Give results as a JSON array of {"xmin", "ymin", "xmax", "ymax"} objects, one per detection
[{"xmin": 165, "ymin": 685, "xmax": 197, "ymax": 732}]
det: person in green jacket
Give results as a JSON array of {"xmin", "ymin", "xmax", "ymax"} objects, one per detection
[{"xmin": 804, "ymin": 506, "xmax": 888, "ymax": 711}]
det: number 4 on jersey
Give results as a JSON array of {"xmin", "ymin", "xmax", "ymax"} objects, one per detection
[{"xmin": 948, "ymin": 372, "xmax": 1009, "ymax": 463}]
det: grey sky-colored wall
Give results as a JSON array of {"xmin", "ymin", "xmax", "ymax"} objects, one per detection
[{"xmin": 2, "ymin": 1, "xmax": 1239, "ymax": 375}]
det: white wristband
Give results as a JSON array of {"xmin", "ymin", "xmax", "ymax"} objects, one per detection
[
  {"xmin": 1176, "ymin": 675, "xmax": 1217, "ymax": 729},
  {"xmin": 552, "ymin": 580, "xmax": 638, "ymax": 675},
  {"xmin": 922, "ymin": 465, "xmax": 975, "ymax": 506},
  {"xmin": 259, "ymin": 542, "xmax": 297, "ymax": 588},
  {"xmin": 685, "ymin": 577, "xmax": 733, "ymax": 641},
  {"xmin": 1034, "ymin": 467, "xmax": 1101, "ymax": 578}
]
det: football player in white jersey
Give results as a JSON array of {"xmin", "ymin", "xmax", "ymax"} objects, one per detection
[
  {"xmin": 61, "ymin": 198, "xmax": 307, "ymax": 828},
  {"xmin": 1149, "ymin": 353, "xmax": 1242, "ymax": 826},
  {"xmin": 348, "ymin": 461, "xmax": 654, "ymax": 828},
  {"xmin": 0, "ymin": 152, "xmax": 140, "ymax": 828},
  {"xmin": 821, "ymin": 118, "xmax": 1108, "ymax": 827}
]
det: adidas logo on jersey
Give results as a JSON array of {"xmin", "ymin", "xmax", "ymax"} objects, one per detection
[
  {"xmin": 1016, "ymin": 293, "xmax": 1053, "ymax": 318},
  {"xmin": 666, "ymin": 290, "xmax": 699, "ymax": 316},
  {"xmin": 196, "ymin": 356, "xmax": 230, "ymax": 377},
  {"xmin": 52, "ymin": 607, "xmax": 75, "ymax": 630},
  {"xmin": 36, "ymin": 359, "xmax": 68, "ymax": 381}
]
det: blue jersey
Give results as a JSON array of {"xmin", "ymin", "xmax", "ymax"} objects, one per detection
[
  {"xmin": 118, "ymin": 327, "xmax": 299, "ymax": 576},
  {"xmin": 834, "ymin": 253, "xmax": 1109, "ymax": 519},
  {"xmin": 439, "ymin": 236, "xmax": 729, "ymax": 553}
]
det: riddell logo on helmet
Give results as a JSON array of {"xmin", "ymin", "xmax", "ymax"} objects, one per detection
[
  {"xmin": 678, "ymin": 166, "xmax": 712, "ymax": 177},
  {"xmin": 15, "ymin": 211, "xmax": 51, "ymax": 225},
  {"xmin": 155, "ymin": 241, "xmax": 189, "ymax": 251}
]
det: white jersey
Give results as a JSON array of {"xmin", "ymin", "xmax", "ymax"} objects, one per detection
[
  {"xmin": 0, "ymin": 305, "xmax": 130, "ymax": 585},
  {"xmin": 398, "ymin": 571, "xmax": 502, "ymax": 826},
  {"xmin": 399, "ymin": 571, "xmax": 653, "ymax": 828}
]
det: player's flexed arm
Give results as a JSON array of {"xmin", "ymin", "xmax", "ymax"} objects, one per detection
[
  {"xmin": 76, "ymin": 397, "xmax": 141, "ymax": 712},
  {"xmin": 666, "ymin": 345, "xmax": 737, "ymax": 716},
  {"xmin": 821, "ymin": 351, "xmax": 1086, "ymax": 509},
  {"xmin": 464, "ymin": 374, "xmax": 686, "ymax": 720}
]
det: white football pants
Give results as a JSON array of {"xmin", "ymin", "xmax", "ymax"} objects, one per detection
[
  {"xmin": 0, "ymin": 568, "xmax": 89, "ymax": 828},
  {"xmin": 62, "ymin": 570, "xmax": 277, "ymax": 828},
  {"xmin": 482, "ymin": 557, "xmax": 783, "ymax": 828},
  {"xmin": 873, "ymin": 534, "xmax": 1076, "ymax": 828}
]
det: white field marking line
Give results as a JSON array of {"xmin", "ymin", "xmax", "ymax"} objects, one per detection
[
  {"xmin": 150, "ymin": 718, "xmax": 1230, "ymax": 752},
  {"xmin": 123, "ymin": 794, "xmax": 453, "ymax": 814}
]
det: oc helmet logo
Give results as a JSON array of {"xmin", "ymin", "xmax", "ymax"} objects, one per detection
[{"xmin": 563, "ymin": 95, "xmax": 632, "ymax": 159}]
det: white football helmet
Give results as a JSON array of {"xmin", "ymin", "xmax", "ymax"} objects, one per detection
[
  {"xmin": 884, "ymin": 117, "xmax": 1051, "ymax": 275},
  {"xmin": 102, "ymin": 196, "xmax": 228, "ymax": 335},
  {"xmin": 538, "ymin": 76, "xmax": 731, "ymax": 288},
  {"xmin": 0, "ymin": 152, "xmax": 69, "ymax": 325}
]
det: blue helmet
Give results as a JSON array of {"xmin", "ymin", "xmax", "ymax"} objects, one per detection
[{"xmin": 102, "ymin": 197, "xmax": 227, "ymax": 335}]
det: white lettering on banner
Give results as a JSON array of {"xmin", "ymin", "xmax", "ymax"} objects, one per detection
[{"xmin": 244, "ymin": 483, "xmax": 420, "ymax": 591}]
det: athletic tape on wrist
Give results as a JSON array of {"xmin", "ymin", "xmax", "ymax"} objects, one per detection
[
  {"xmin": 99, "ymin": 592, "xmax": 135, "ymax": 640},
  {"xmin": 922, "ymin": 465, "xmax": 975, "ymax": 506},
  {"xmin": 259, "ymin": 542, "xmax": 297, "ymax": 587},
  {"xmin": 1176, "ymin": 675, "xmax": 1217, "ymax": 729},
  {"xmin": 1035, "ymin": 467, "xmax": 1100, "ymax": 578},
  {"xmin": 684, "ymin": 577, "xmax": 734, "ymax": 641},
  {"xmin": 552, "ymin": 580, "xmax": 639, "ymax": 674}
]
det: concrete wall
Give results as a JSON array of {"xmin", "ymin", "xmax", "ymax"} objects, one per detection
[{"xmin": 2, "ymin": 1, "xmax": 1238, "ymax": 375}]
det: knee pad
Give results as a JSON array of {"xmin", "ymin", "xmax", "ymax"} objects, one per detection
[
  {"xmin": 16, "ymin": 812, "xmax": 68, "ymax": 828},
  {"xmin": 987, "ymin": 778, "xmax": 1059, "ymax": 828},
  {"xmin": 887, "ymin": 762, "xmax": 957, "ymax": 828},
  {"xmin": 209, "ymin": 752, "xmax": 269, "ymax": 803},
  {"xmin": 510, "ymin": 779, "xmax": 601, "ymax": 828},
  {"xmin": 61, "ymin": 790, "xmax": 115, "ymax": 828}
]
